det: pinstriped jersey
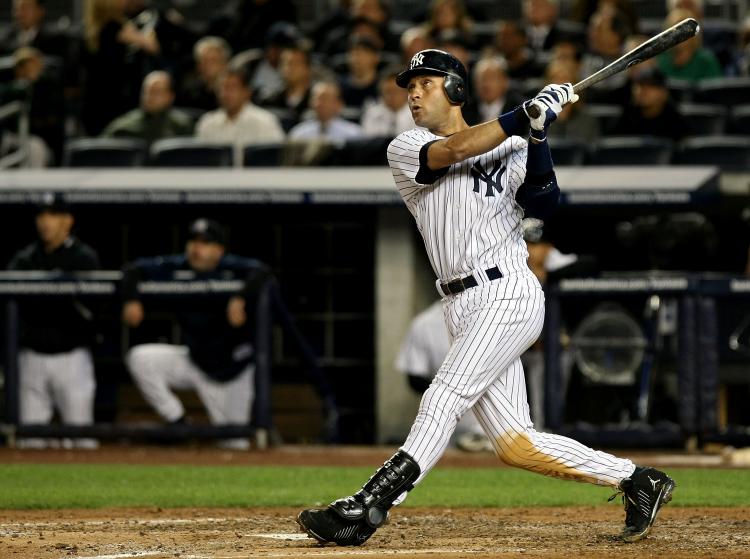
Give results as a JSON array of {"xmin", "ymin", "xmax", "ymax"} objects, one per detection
[{"xmin": 387, "ymin": 128, "xmax": 530, "ymax": 282}]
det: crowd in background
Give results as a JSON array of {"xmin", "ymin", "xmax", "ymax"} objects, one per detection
[{"xmin": 1, "ymin": 0, "xmax": 749, "ymax": 167}]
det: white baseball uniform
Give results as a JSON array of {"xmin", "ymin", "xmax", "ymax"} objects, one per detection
[
  {"xmin": 387, "ymin": 128, "xmax": 635, "ymax": 487},
  {"xmin": 395, "ymin": 300, "xmax": 487, "ymax": 444}
]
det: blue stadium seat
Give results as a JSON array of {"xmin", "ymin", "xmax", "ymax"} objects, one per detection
[
  {"xmin": 675, "ymin": 136, "xmax": 750, "ymax": 171},
  {"xmin": 63, "ymin": 138, "xmax": 147, "ymax": 167},
  {"xmin": 727, "ymin": 105, "xmax": 750, "ymax": 135},
  {"xmin": 589, "ymin": 136, "xmax": 673, "ymax": 165},
  {"xmin": 243, "ymin": 143, "xmax": 284, "ymax": 166},
  {"xmin": 695, "ymin": 77, "xmax": 750, "ymax": 106},
  {"xmin": 150, "ymin": 138, "xmax": 233, "ymax": 167},
  {"xmin": 678, "ymin": 103, "xmax": 727, "ymax": 136},
  {"xmin": 331, "ymin": 136, "xmax": 393, "ymax": 166},
  {"xmin": 667, "ymin": 78, "xmax": 694, "ymax": 104},
  {"xmin": 548, "ymin": 138, "xmax": 587, "ymax": 166}
]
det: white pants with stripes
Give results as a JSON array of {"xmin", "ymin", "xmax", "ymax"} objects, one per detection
[
  {"xmin": 401, "ymin": 273, "xmax": 635, "ymax": 489},
  {"xmin": 18, "ymin": 347, "xmax": 98, "ymax": 449},
  {"xmin": 126, "ymin": 343, "xmax": 254, "ymax": 450}
]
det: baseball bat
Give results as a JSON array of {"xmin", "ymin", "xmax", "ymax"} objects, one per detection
[{"xmin": 526, "ymin": 17, "xmax": 700, "ymax": 119}]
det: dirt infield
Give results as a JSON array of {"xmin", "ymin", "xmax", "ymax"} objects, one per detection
[
  {"xmin": 1, "ymin": 446, "xmax": 748, "ymax": 558},
  {"xmin": 1, "ymin": 505, "xmax": 749, "ymax": 559}
]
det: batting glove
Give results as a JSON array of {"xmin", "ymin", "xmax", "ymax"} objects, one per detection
[{"xmin": 523, "ymin": 83, "xmax": 579, "ymax": 141}]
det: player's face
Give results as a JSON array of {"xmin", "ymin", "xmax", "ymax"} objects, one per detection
[
  {"xmin": 406, "ymin": 75, "xmax": 451, "ymax": 128},
  {"xmin": 186, "ymin": 239, "xmax": 225, "ymax": 272}
]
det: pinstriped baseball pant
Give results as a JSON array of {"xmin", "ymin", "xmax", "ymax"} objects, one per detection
[{"xmin": 401, "ymin": 273, "xmax": 635, "ymax": 490}]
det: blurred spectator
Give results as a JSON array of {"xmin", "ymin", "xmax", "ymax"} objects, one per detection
[
  {"xmin": 123, "ymin": 0, "xmax": 197, "ymax": 77},
  {"xmin": 580, "ymin": 7, "xmax": 632, "ymax": 104},
  {"xmin": 7, "ymin": 194, "xmax": 100, "ymax": 449},
  {"xmin": 123, "ymin": 218, "xmax": 272, "ymax": 450},
  {"xmin": 667, "ymin": 0, "xmax": 704, "ymax": 18},
  {"xmin": 196, "ymin": 68, "xmax": 285, "ymax": 145},
  {"xmin": 741, "ymin": 17, "xmax": 750, "ymax": 77},
  {"xmin": 339, "ymin": 35, "xmax": 382, "ymax": 108},
  {"xmin": 435, "ymin": 29, "xmax": 472, "ymax": 73},
  {"xmin": 400, "ymin": 25, "xmax": 435, "ymax": 64},
  {"xmin": 82, "ymin": 0, "xmax": 160, "ymax": 135},
  {"xmin": 289, "ymin": 81, "xmax": 363, "ymax": 143},
  {"xmin": 361, "ymin": 71, "xmax": 413, "ymax": 136},
  {"xmin": 312, "ymin": 0, "xmax": 352, "ymax": 53},
  {"xmin": 657, "ymin": 8, "xmax": 722, "ymax": 83},
  {"xmin": 259, "ymin": 44, "xmax": 314, "ymax": 123},
  {"xmin": 102, "ymin": 71, "xmax": 193, "ymax": 145},
  {"xmin": 207, "ymin": 0, "xmax": 297, "ymax": 52},
  {"xmin": 462, "ymin": 56, "xmax": 524, "ymax": 126},
  {"xmin": 611, "ymin": 66, "xmax": 691, "ymax": 141},
  {"xmin": 0, "ymin": 46, "xmax": 63, "ymax": 166},
  {"xmin": 0, "ymin": 0, "xmax": 67, "ymax": 55},
  {"xmin": 247, "ymin": 22, "xmax": 305, "ymax": 105},
  {"xmin": 544, "ymin": 57, "xmax": 600, "ymax": 143},
  {"xmin": 571, "ymin": 0, "xmax": 639, "ymax": 34},
  {"xmin": 177, "ymin": 36, "xmax": 231, "ymax": 112},
  {"xmin": 522, "ymin": 0, "xmax": 562, "ymax": 53},
  {"xmin": 424, "ymin": 0, "xmax": 474, "ymax": 47},
  {"xmin": 319, "ymin": 0, "xmax": 392, "ymax": 56},
  {"xmin": 495, "ymin": 21, "xmax": 544, "ymax": 80}
]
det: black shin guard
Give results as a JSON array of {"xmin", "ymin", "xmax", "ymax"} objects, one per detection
[{"xmin": 330, "ymin": 450, "xmax": 421, "ymax": 528}]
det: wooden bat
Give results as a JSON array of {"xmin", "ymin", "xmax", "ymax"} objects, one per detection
[{"xmin": 526, "ymin": 17, "xmax": 700, "ymax": 119}]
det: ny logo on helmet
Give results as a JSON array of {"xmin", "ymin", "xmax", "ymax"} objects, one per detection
[{"xmin": 410, "ymin": 53, "xmax": 425, "ymax": 69}]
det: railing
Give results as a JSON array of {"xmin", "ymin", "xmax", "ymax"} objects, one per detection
[{"xmin": 0, "ymin": 271, "xmax": 340, "ymax": 449}]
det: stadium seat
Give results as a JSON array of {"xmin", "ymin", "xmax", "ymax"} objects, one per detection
[
  {"xmin": 330, "ymin": 136, "xmax": 393, "ymax": 166},
  {"xmin": 675, "ymin": 136, "xmax": 750, "ymax": 171},
  {"xmin": 63, "ymin": 138, "xmax": 147, "ymax": 167},
  {"xmin": 727, "ymin": 105, "xmax": 750, "ymax": 135},
  {"xmin": 667, "ymin": 78, "xmax": 694, "ymax": 103},
  {"xmin": 695, "ymin": 77, "xmax": 750, "ymax": 106},
  {"xmin": 243, "ymin": 143, "xmax": 284, "ymax": 166},
  {"xmin": 589, "ymin": 136, "xmax": 673, "ymax": 165},
  {"xmin": 587, "ymin": 104, "xmax": 623, "ymax": 135},
  {"xmin": 548, "ymin": 138, "xmax": 587, "ymax": 166},
  {"xmin": 678, "ymin": 103, "xmax": 727, "ymax": 136},
  {"xmin": 150, "ymin": 138, "xmax": 233, "ymax": 167},
  {"xmin": 265, "ymin": 107, "xmax": 298, "ymax": 133}
]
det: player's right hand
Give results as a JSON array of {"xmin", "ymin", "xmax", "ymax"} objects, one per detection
[{"xmin": 122, "ymin": 300, "xmax": 145, "ymax": 328}]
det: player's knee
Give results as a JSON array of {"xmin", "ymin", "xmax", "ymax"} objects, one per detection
[
  {"xmin": 125, "ymin": 345, "xmax": 152, "ymax": 380},
  {"xmin": 495, "ymin": 429, "xmax": 540, "ymax": 468}
]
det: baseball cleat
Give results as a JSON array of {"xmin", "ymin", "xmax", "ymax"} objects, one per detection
[
  {"xmin": 296, "ymin": 507, "xmax": 376, "ymax": 546},
  {"xmin": 612, "ymin": 465, "xmax": 676, "ymax": 542}
]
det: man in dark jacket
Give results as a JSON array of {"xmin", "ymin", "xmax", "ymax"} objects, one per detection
[
  {"xmin": 7, "ymin": 193, "xmax": 100, "ymax": 448},
  {"xmin": 122, "ymin": 218, "xmax": 271, "ymax": 450}
]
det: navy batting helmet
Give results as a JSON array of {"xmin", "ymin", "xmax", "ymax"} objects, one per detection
[{"xmin": 396, "ymin": 49, "xmax": 467, "ymax": 105}]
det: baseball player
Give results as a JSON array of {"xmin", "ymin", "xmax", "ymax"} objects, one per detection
[
  {"xmin": 7, "ymin": 194, "xmax": 100, "ymax": 449},
  {"xmin": 122, "ymin": 219, "xmax": 271, "ymax": 450},
  {"xmin": 297, "ymin": 50, "xmax": 675, "ymax": 545}
]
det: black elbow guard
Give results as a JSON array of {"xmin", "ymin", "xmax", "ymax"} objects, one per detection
[{"xmin": 516, "ymin": 170, "xmax": 560, "ymax": 220}]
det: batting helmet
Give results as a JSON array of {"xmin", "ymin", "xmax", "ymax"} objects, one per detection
[{"xmin": 396, "ymin": 49, "xmax": 468, "ymax": 105}]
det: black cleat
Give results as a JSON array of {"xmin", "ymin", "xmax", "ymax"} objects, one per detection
[
  {"xmin": 612, "ymin": 466, "xmax": 676, "ymax": 542},
  {"xmin": 296, "ymin": 507, "xmax": 376, "ymax": 546}
]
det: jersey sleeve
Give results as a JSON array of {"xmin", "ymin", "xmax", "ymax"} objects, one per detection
[{"xmin": 387, "ymin": 129, "xmax": 449, "ymax": 189}]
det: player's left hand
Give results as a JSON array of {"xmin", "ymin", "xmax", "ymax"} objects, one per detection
[{"xmin": 227, "ymin": 296, "xmax": 247, "ymax": 327}]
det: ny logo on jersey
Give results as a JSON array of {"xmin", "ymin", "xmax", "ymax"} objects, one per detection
[
  {"xmin": 471, "ymin": 160, "xmax": 505, "ymax": 197},
  {"xmin": 410, "ymin": 52, "xmax": 425, "ymax": 69}
]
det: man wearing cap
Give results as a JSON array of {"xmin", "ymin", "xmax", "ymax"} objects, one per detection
[
  {"xmin": 7, "ymin": 193, "xmax": 100, "ymax": 448},
  {"xmin": 122, "ymin": 219, "xmax": 271, "ymax": 450},
  {"xmin": 611, "ymin": 66, "xmax": 691, "ymax": 141}
]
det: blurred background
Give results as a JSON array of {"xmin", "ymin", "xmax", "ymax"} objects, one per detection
[{"xmin": 0, "ymin": 0, "xmax": 749, "ymax": 452}]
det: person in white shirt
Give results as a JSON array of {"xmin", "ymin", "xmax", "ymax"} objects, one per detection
[
  {"xmin": 288, "ymin": 81, "xmax": 363, "ymax": 144},
  {"xmin": 195, "ymin": 68, "xmax": 285, "ymax": 146},
  {"xmin": 361, "ymin": 71, "xmax": 415, "ymax": 137}
]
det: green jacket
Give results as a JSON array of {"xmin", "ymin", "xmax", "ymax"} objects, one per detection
[
  {"xmin": 657, "ymin": 48, "xmax": 723, "ymax": 84},
  {"xmin": 101, "ymin": 108, "xmax": 194, "ymax": 144}
]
